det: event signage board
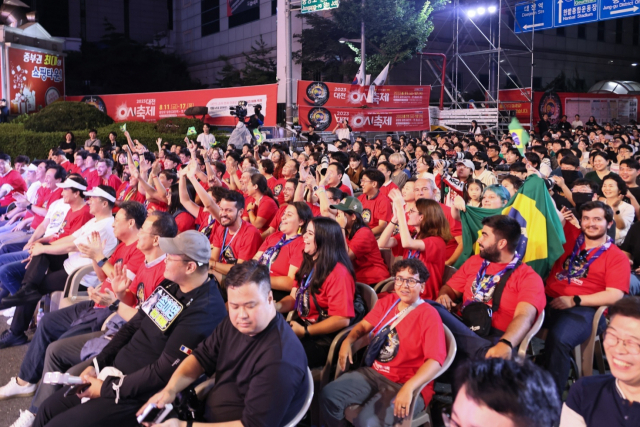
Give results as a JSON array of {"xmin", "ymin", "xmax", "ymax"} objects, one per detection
[
  {"xmin": 66, "ymin": 84, "xmax": 278, "ymax": 127},
  {"xmin": 6, "ymin": 46, "xmax": 64, "ymax": 115},
  {"xmin": 599, "ymin": 0, "xmax": 640, "ymax": 21},
  {"xmin": 555, "ymin": 0, "xmax": 598, "ymax": 27},
  {"xmin": 514, "ymin": 0, "xmax": 554, "ymax": 33},
  {"xmin": 301, "ymin": 0, "xmax": 339, "ymax": 13},
  {"xmin": 298, "ymin": 80, "xmax": 431, "ymax": 109},
  {"xmin": 299, "ymin": 105, "xmax": 430, "ymax": 132}
]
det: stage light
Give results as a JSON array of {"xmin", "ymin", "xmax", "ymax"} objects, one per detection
[
  {"xmin": 633, "ymin": 63, "xmax": 638, "ymax": 67},
  {"xmin": 477, "ymin": 7, "xmax": 486, "ymax": 15},
  {"xmin": 467, "ymin": 9, "xmax": 476, "ymax": 18},
  {"xmin": 488, "ymin": 5, "xmax": 497, "ymax": 13}
]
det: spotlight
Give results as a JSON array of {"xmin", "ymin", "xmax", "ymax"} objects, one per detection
[
  {"xmin": 488, "ymin": 5, "xmax": 497, "ymax": 13},
  {"xmin": 467, "ymin": 9, "xmax": 476, "ymax": 18},
  {"xmin": 477, "ymin": 7, "xmax": 486, "ymax": 14},
  {"xmin": 633, "ymin": 63, "xmax": 638, "ymax": 67}
]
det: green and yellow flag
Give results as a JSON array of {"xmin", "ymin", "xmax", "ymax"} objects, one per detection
[
  {"xmin": 453, "ymin": 175, "xmax": 565, "ymax": 279},
  {"xmin": 509, "ymin": 117, "xmax": 529, "ymax": 155}
]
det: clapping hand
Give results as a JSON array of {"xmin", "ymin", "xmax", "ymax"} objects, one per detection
[
  {"xmin": 110, "ymin": 262, "xmax": 132, "ymax": 300},
  {"xmin": 77, "ymin": 231, "xmax": 105, "ymax": 261}
]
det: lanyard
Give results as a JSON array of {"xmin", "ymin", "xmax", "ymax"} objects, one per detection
[
  {"xmin": 259, "ymin": 234, "xmax": 298, "ymax": 269},
  {"xmin": 369, "ymin": 299, "xmax": 421, "ymax": 337},
  {"xmin": 219, "ymin": 222, "xmax": 242, "ymax": 262},
  {"xmin": 556, "ymin": 233, "xmax": 612, "ymax": 283},
  {"xmin": 295, "ymin": 268, "xmax": 314, "ymax": 314},
  {"xmin": 471, "ymin": 254, "xmax": 520, "ymax": 303},
  {"xmin": 407, "ymin": 232, "xmax": 420, "ymax": 259}
]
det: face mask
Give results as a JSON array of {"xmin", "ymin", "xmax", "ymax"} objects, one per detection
[
  {"xmin": 473, "ymin": 161, "xmax": 483, "ymax": 170},
  {"xmin": 561, "ymin": 170, "xmax": 581, "ymax": 187},
  {"xmin": 572, "ymin": 192, "xmax": 594, "ymax": 209}
]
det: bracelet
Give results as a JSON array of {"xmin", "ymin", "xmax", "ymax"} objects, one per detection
[
  {"xmin": 391, "ymin": 221, "xmax": 398, "ymax": 226},
  {"xmin": 498, "ymin": 338, "xmax": 513, "ymax": 349}
]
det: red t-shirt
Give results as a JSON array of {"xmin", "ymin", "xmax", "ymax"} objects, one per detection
[
  {"xmin": 358, "ymin": 192, "xmax": 392, "ymax": 229},
  {"xmin": 393, "ymin": 235, "xmax": 446, "ymax": 300},
  {"xmin": 59, "ymin": 160, "xmax": 74, "ymax": 173},
  {"xmin": 195, "ymin": 206, "xmax": 217, "ymax": 242},
  {"xmin": 306, "ymin": 202, "xmax": 321, "ymax": 217},
  {"xmin": 243, "ymin": 195, "xmax": 279, "ymax": 233},
  {"xmin": 338, "ymin": 183, "xmax": 352, "ymax": 196},
  {"xmin": 440, "ymin": 203, "xmax": 462, "ymax": 260},
  {"xmin": 53, "ymin": 204, "xmax": 93, "ymax": 241},
  {"xmin": 273, "ymin": 178, "xmax": 288, "ymax": 205},
  {"xmin": 365, "ymin": 294, "xmax": 447, "ymax": 405},
  {"xmin": 447, "ymin": 255, "xmax": 546, "ymax": 332},
  {"xmin": 347, "ymin": 227, "xmax": 389, "ymax": 285},
  {"xmin": 546, "ymin": 223, "xmax": 631, "ymax": 298},
  {"xmin": 269, "ymin": 204, "xmax": 288, "ymax": 232},
  {"xmin": 114, "ymin": 181, "xmax": 146, "ymax": 213},
  {"xmin": 80, "ymin": 169, "xmax": 100, "ymax": 190},
  {"xmin": 258, "ymin": 232, "xmax": 304, "ymax": 277},
  {"xmin": 222, "ymin": 169, "xmax": 242, "ymax": 185},
  {"xmin": 266, "ymin": 176, "xmax": 278, "ymax": 193},
  {"xmin": 378, "ymin": 181, "xmax": 399, "ymax": 198},
  {"xmin": 211, "ymin": 221, "xmax": 263, "ymax": 264},
  {"xmin": 32, "ymin": 187, "xmax": 62, "ymax": 229},
  {"xmin": 122, "ymin": 257, "xmax": 167, "ymax": 307},
  {"xmin": 102, "ymin": 174, "xmax": 122, "ymax": 191},
  {"xmin": 0, "ymin": 169, "xmax": 27, "ymax": 206},
  {"xmin": 95, "ymin": 241, "xmax": 146, "ymax": 308},
  {"xmin": 174, "ymin": 211, "xmax": 197, "ymax": 233},
  {"xmin": 147, "ymin": 200, "xmax": 168, "ymax": 213},
  {"xmin": 295, "ymin": 262, "xmax": 355, "ymax": 323}
]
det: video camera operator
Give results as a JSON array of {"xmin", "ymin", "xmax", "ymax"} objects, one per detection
[{"xmin": 245, "ymin": 104, "xmax": 264, "ymax": 132}]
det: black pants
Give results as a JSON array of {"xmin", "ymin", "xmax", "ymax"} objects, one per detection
[
  {"xmin": 11, "ymin": 253, "xmax": 69, "ymax": 336},
  {"xmin": 34, "ymin": 388, "xmax": 143, "ymax": 427}
]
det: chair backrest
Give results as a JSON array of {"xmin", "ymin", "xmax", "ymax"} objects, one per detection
[
  {"xmin": 50, "ymin": 264, "xmax": 94, "ymax": 312},
  {"xmin": 283, "ymin": 368, "xmax": 314, "ymax": 427},
  {"xmin": 373, "ymin": 277, "xmax": 394, "ymax": 294},
  {"xmin": 517, "ymin": 310, "xmax": 545, "ymax": 360},
  {"xmin": 356, "ymin": 282, "xmax": 378, "ymax": 314},
  {"xmin": 442, "ymin": 265, "xmax": 457, "ymax": 287},
  {"xmin": 379, "ymin": 248, "xmax": 395, "ymax": 274}
]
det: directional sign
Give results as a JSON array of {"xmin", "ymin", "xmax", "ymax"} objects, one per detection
[
  {"xmin": 599, "ymin": 0, "xmax": 640, "ymax": 21},
  {"xmin": 301, "ymin": 0, "xmax": 339, "ymax": 13},
  {"xmin": 555, "ymin": 0, "xmax": 599, "ymax": 27},
  {"xmin": 515, "ymin": 0, "xmax": 555, "ymax": 33}
]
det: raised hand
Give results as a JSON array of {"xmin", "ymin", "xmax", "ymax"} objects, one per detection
[{"xmin": 110, "ymin": 262, "xmax": 132, "ymax": 299}]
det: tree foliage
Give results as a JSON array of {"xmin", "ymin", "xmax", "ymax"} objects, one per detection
[
  {"xmin": 295, "ymin": 0, "xmax": 448, "ymax": 82},
  {"xmin": 216, "ymin": 36, "xmax": 277, "ymax": 87},
  {"xmin": 23, "ymin": 101, "xmax": 113, "ymax": 132},
  {"xmin": 544, "ymin": 70, "xmax": 588, "ymax": 93}
]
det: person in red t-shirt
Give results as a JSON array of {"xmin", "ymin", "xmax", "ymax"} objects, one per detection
[
  {"xmin": 0, "ymin": 153, "xmax": 28, "ymax": 212},
  {"xmin": 272, "ymin": 159, "xmax": 298, "ymax": 205},
  {"xmin": 332, "ymin": 197, "xmax": 390, "ymax": 286},
  {"xmin": 322, "ymin": 259, "xmax": 447, "ymax": 425},
  {"xmin": 51, "ymin": 149, "xmax": 74, "ymax": 173},
  {"xmin": 113, "ymin": 172, "xmax": 146, "ymax": 214},
  {"xmin": 379, "ymin": 190, "xmax": 451, "ymax": 300},
  {"xmin": 178, "ymin": 168, "xmax": 226, "ymax": 243},
  {"xmin": 210, "ymin": 191, "xmax": 263, "ymax": 283},
  {"xmin": 243, "ymin": 174, "xmax": 279, "ymax": 233},
  {"xmin": 377, "ymin": 161, "xmax": 400, "ymax": 198},
  {"xmin": 325, "ymin": 163, "xmax": 352, "ymax": 196},
  {"xmin": 276, "ymin": 217, "xmax": 356, "ymax": 368},
  {"xmin": 96, "ymin": 158, "xmax": 122, "ymax": 191},
  {"xmin": 258, "ymin": 158, "xmax": 278, "ymax": 193},
  {"xmin": 262, "ymin": 178, "xmax": 298, "ymax": 240},
  {"xmin": 167, "ymin": 182, "xmax": 196, "ymax": 233},
  {"xmin": 75, "ymin": 151, "xmax": 101, "ymax": 190},
  {"xmin": 222, "ymin": 151, "xmax": 243, "ymax": 186},
  {"xmin": 254, "ymin": 202, "xmax": 312, "ymax": 301},
  {"xmin": 541, "ymin": 201, "xmax": 629, "ymax": 396},
  {"xmin": 357, "ymin": 168, "xmax": 392, "ymax": 236},
  {"xmin": 434, "ymin": 215, "xmax": 545, "ymax": 365}
]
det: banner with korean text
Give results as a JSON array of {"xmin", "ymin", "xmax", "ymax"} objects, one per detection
[
  {"xmin": 299, "ymin": 105, "xmax": 430, "ymax": 132},
  {"xmin": 6, "ymin": 46, "xmax": 64, "ymax": 115},
  {"xmin": 298, "ymin": 80, "xmax": 431, "ymax": 109},
  {"xmin": 66, "ymin": 84, "xmax": 278, "ymax": 126}
]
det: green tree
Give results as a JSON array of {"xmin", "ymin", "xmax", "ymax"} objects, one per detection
[
  {"xmin": 295, "ymin": 0, "xmax": 448, "ymax": 82},
  {"xmin": 544, "ymin": 70, "xmax": 588, "ymax": 93},
  {"xmin": 216, "ymin": 36, "xmax": 277, "ymax": 87}
]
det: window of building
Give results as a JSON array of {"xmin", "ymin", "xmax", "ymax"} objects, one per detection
[
  {"xmin": 577, "ymin": 24, "xmax": 586, "ymax": 39},
  {"xmin": 634, "ymin": 17, "xmax": 639, "ymax": 46},
  {"xmin": 556, "ymin": 27, "xmax": 565, "ymax": 36},
  {"xmin": 615, "ymin": 19, "xmax": 623, "ymax": 44},
  {"xmin": 201, "ymin": 0, "xmax": 220, "ymax": 37},
  {"xmin": 597, "ymin": 21, "xmax": 605, "ymax": 41},
  {"xmin": 229, "ymin": 6, "xmax": 260, "ymax": 28},
  {"xmin": 272, "ymin": 0, "xmax": 277, "ymax": 15}
]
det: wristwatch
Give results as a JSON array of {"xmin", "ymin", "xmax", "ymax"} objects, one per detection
[
  {"xmin": 616, "ymin": 210, "xmax": 621, "ymax": 215},
  {"xmin": 312, "ymin": 185, "xmax": 319, "ymax": 192},
  {"xmin": 498, "ymin": 338, "xmax": 513, "ymax": 349},
  {"xmin": 573, "ymin": 295, "xmax": 582, "ymax": 307},
  {"xmin": 108, "ymin": 300, "xmax": 120, "ymax": 312},
  {"xmin": 96, "ymin": 257, "xmax": 109, "ymax": 267}
]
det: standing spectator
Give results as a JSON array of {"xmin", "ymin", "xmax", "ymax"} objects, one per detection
[
  {"xmin": 105, "ymin": 131, "xmax": 118, "ymax": 150},
  {"xmin": 0, "ymin": 99, "xmax": 9, "ymax": 123},
  {"xmin": 302, "ymin": 125, "xmax": 321, "ymax": 144},
  {"xmin": 196, "ymin": 123, "xmax": 216, "ymax": 148},
  {"xmin": 558, "ymin": 115, "xmax": 572, "ymax": 132},
  {"xmin": 332, "ymin": 118, "xmax": 351, "ymax": 141},
  {"xmin": 538, "ymin": 113, "xmax": 551, "ymax": 135},
  {"xmin": 84, "ymin": 129, "xmax": 101, "ymax": 149},
  {"xmin": 59, "ymin": 132, "xmax": 77, "ymax": 161},
  {"xmin": 572, "ymin": 114, "xmax": 584, "ymax": 129}
]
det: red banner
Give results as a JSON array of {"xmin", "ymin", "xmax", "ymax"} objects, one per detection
[
  {"xmin": 498, "ymin": 88, "xmax": 532, "ymax": 126},
  {"xmin": 298, "ymin": 80, "xmax": 431, "ymax": 109},
  {"xmin": 6, "ymin": 46, "xmax": 64, "ymax": 114},
  {"xmin": 299, "ymin": 105, "xmax": 430, "ymax": 132},
  {"xmin": 66, "ymin": 84, "xmax": 278, "ymax": 126}
]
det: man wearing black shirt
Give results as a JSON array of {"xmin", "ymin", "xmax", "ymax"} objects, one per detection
[
  {"xmin": 538, "ymin": 113, "xmax": 551, "ymax": 136},
  {"xmin": 139, "ymin": 261, "xmax": 309, "ymax": 427},
  {"xmin": 302, "ymin": 125, "xmax": 321, "ymax": 144},
  {"xmin": 557, "ymin": 115, "xmax": 572, "ymax": 132},
  {"xmin": 486, "ymin": 144, "xmax": 505, "ymax": 171},
  {"xmin": 32, "ymin": 231, "xmax": 227, "ymax": 427}
]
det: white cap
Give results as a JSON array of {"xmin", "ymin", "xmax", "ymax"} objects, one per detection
[
  {"xmin": 57, "ymin": 178, "xmax": 87, "ymax": 191},
  {"xmin": 327, "ymin": 144, "xmax": 339, "ymax": 152},
  {"xmin": 456, "ymin": 159, "xmax": 475, "ymax": 171},
  {"xmin": 26, "ymin": 164, "xmax": 38, "ymax": 172},
  {"xmin": 84, "ymin": 186, "xmax": 116, "ymax": 203}
]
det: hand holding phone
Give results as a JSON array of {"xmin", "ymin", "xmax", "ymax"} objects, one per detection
[{"xmin": 136, "ymin": 403, "xmax": 173, "ymax": 424}]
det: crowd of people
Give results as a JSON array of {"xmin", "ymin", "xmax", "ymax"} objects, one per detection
[{"xmin": 0, "ymin": 118, "xmax": 638, "ymax": 427}]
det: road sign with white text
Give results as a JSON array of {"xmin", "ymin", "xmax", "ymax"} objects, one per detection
[
  {"xmin": 599, "ymin": 0, "xmax": 640, "ymax": 21},
  {"xmin": 515, "ymin": 0, "xmax": 555, "ymax": 33},
  {"xmin": 301, "ymin": 0, "xmax": 339, "ymax": 13},
  {"xmin": 555, "ymin": 0, "xmax": 599, "ymax": 27}
]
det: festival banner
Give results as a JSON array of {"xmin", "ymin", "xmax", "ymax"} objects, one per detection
[
  {"xmin": 66, "ymin": 84, "xmax": 278, "ymax": 127},
  {"xmin": 6, "ymin": 46, "xmax": 65, "ymax": 115},
  {"xmin": 298, "ymin": 80, "xmax": 431, "ymax": 109},
  {"xmin": 299, "ymin": 105, "xmax": 430, "ymax": 132},
  {"xmin": 498, "ymin": 88, "xmax": 532, "ymax": 126}
]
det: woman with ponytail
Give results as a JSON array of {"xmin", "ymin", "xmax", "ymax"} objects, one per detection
[{"xmin": 243, "ymin": 173, "xmax": 279, "ymax": 232}]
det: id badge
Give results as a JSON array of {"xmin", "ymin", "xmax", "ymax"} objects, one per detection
[{"xmin": 141, "ymin": 287, "xmax": 184, "ymax": 332}]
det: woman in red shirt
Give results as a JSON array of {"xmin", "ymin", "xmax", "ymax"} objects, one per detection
[
  {"xmin": 253, "ymin": 202, "xmax": 313, "ymax": 301},
  {"xmin": 168, "ymin": 182, "xmax": 196, "ymax": 233},
  {"xmin": 378, "ymin": 188, "xmax": 452, "ymax": 300},
  {"xmin": 272, "ymin": 149, "xmax": 286, "ymax": 179},
  {"xmin": 244, "ymin": 174, "xmax": 279, "ymax": 233},
  {"xmin": 277, "ymin": 217, "xmax": 356, "ymax": 368}
]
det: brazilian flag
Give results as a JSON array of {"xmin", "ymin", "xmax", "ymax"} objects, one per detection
[
  {"xmin": 453, "ymin": 175, "xmax": 565, "ymax": 279},
  {"xmin": 509, "ymin": 117, "xmax": 529, "ymax": 155}
]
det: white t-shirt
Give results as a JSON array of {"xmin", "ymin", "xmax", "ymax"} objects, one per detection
[
  {"xmin": 42, "ymin": 199, "xmax": 71, "ymax": 238},
  {"xmin": 63, "ymin": 216, "xmax": 117, "ymax": 287},
  {"xmin": 197, "ymin": 133, "xmax": 216, "ymax": 148},
  {"xmin": 25, "ymin": 181, "xmax": 42, "ymax": 204},
  {"xmin": 335, "ymin": 127, "xmax": 351, "ymax": 141},
  {"xmin": 572, "ymin": 120, "xmax": 583, "ymax": 129}
]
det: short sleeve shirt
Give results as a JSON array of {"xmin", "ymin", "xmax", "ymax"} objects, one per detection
[
  {"xmin": 53, "ymin": 204, "xmax": 93, "ymax": 241},
  {"xmin": 211, "ymin": 221, "xmax": 263, "ymax": 264},
  {"xmin": 254, "ymin": 196, "xmax": 279, "ymax": 233},
  {"xmin": 447, "ymin": 255, "xmax": 546, "ymax": 332},
  {"xmin": 294, "ymin": 262, "xmax": 355, "ymax": 323},
  {"xmin": 268, "ymin": 204, "xmax": 288, "ymax": 231},
  {"xmin": 124, "ymin": 255, "xmax": 168, "ymax": 307},
  {"xmin": 441, "ymin": 202, "xmax": 462, "ymax": 260},
  {"xmin": 258, "ymin": 232, "xmax": 304, "ymax": 277},
  {"xmin": 347, "ymin": 227, "xmax": 390, "ymax": 285},
  {"xmin": 379, "ymin": 181, "xmax": 399, "ymax": 198},
  {"xmin": 358, "ymin": 192, "xmax": 392, "ymax": 229},
  {"xmin": 95, "ymin": 242, "xmax": 146, "ymax": 308},
  {"xmin": 546, "ymin": 223, "xmax": 631, "ymax": 298},
  {"xmin": 393, "ymin": 235, "xmax": 446, "ymax": 300},
  {"xmin": 365, "ymin": 294, "xmax": 447, "ymax": 405},
  {"xmin": 174, "ymin": 211, "xmax": 197, "ymax": 233},
  {"xmin": 273, "ymin": 178, "xmax": 288, "ymax": 205},
  {"xmin": 0, "ymin": 169, "xmax": 27, "ymax": 206}
]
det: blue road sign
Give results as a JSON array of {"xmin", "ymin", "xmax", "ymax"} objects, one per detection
[
  {"xmin": 515, "ymin": 0, "xmax": 555, "ymax": 33},
  {"xmin": 599, "ymin": 0, "xmax": 640, "ymax": 21},
  {"xmin": 555, "ymin": 0, "xmax": 599, "ymax": 27}
]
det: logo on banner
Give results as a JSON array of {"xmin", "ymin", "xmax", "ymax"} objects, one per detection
[
  {"xmin": 538, "ymin": 92, "xmax": 562, "ymax": 125},
  {"xmin": 305, "ymin": 82, "xmax": 330, "ymax": 106},
  {"xmin": 308, "ymin": 107, "xmax": 332, "ymax": 131}
]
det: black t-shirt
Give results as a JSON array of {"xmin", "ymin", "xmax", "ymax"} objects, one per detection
[
  {"xmin": 487, "ymin": 156, "xmax": 505, "ymax": 170},
  {"xmin": 628, "ymin": 186, "xmax": 640, "ymax": 202},
  {"xmin": 566, "ymin": 375, "xmax": 640, "ymax": 426},
  {"xmin": 192, "ymin": 313, "xmax": 308, "ymax": 427},
  {"xmin": 59, "ymin": 140, "xmax": 77, "ymax": 161},
  {"xmin": 303, "ymin": 132, "xmax": 320, "ymax": 144},
  {"xmin": 620, "ymin": 221, "xmax": 640, "ymax": 269}
]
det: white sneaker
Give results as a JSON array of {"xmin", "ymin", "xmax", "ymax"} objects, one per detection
[
  {"xmin": 1, "ymin": 307, "xmax": 15, "ymax": 317},
  {"xmin": 7, "ymin": 316, "xmax": 12, "ymax": 326},
  {"xmin": 9, "ymin": 410, "xmax": 35, "ymax": 427},
  {"xmin": 0, "ymin": 377, "xmax": 37, "ymax": 400}
]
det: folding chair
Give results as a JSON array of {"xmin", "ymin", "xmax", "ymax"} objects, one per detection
[
  {"xmin": 49, "ymin": 264, "xmax": 94, "ymax": 312},
  {"xmin": 574, "ymin": 306, "xmax": 607, "ymax": 378},
  {"xmin": 442, "ymin": 265, "xmax": 457, "ymax": 287},
  {"xmin": 374, "ymin": 277, "xmax": 395, "ymax": 294},
  {"xmin": 517, "ymin": 310, "xmax": 545, "ymax": 360}
]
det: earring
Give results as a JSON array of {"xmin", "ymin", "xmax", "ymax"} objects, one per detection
[{"xmin": 298, "ymin": 226, "xmax": 303, "ymax": 235}]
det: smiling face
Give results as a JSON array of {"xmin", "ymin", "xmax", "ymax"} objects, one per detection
[
  {"xmin": 393, "ymin": 267, "xmax": 424, "ymax": 305},
  {"xmin": 282, "ymin": 181, "xmax": 295, "ymax": 203},
  {"xmin": 302, "ymin": 221, "xmax": 317, "ymax": 256},
  {"xmin": 580, "ymin": 207, "xmax": 609, "ymax": 240},
  {"xmin": 601, "ymin": 178, "xmax": 621, "ymax": 199},
  {"xmin": 219, "ymin": 199, "xmax": 241, "ymax": 227},
  {"xmin": 279, "ymin": 204, "xmax": 303, "ymax": 236},
  {"xmin": 604, "ymin": 314, "xmax": 640, "ymax": 387},
  {"xmin": 619, "ymin": 165, "xmax": 638, "ymax": 184},
  {"xmin": 593, "ymin": 155, "xmax": 609, "ymax": 172},
  {"xmin": 406, "ymin": 206, "xmax": 424, "ymax": 227},
  {"xmin": 482, "ymin": 189, "xmax": 506, "ymax": 209}
]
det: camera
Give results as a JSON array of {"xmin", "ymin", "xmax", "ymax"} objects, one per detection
[{"xmin": 229, "ymin": 100, "xmax": 248, "ymax": 120}]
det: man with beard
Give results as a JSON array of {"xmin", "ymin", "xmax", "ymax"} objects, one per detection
[
  {"xmin": 210, "ymin": 190, "xmax": 262, "ymax": 283},
  {"xmin": 542, "ymin": 201, "xmax": 629, "ymax": 397},
  {"xmin": 432, "ymin": 215, "xmax": 545, "ymax": 367}
]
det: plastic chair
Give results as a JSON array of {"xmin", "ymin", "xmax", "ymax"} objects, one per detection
[
  {"xmin": 517, "ymin": 310, "xmax": 545, "ymax": 360},
  {"xmin": 442, "ymin": 265, "xmax": 457, "ymax": 286},
  {"xmin": 49, "ymin": 265, "xmax": 94, "ymax": 312},
  {"xmin": 574, "ymin": 306, "xmax": 607, "ymax": 378},
  {"xmin": 374, "ymin": 277, "xmax": 395, "ymax": 294},
  {"xmin": 380, "ymin": 248, "xmax": 395, "ymax": 274},
  {"xmin": 339, "ymin": 325, "xmax": 457, "ymax": 427}
]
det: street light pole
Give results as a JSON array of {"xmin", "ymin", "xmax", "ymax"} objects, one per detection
[
  {"xmin": 285, "ymin": 0, "xmax": 293, "ymax": 130},
  {"xmin": 361, "ymin": 0, "xmax": 366, "ymax": 80}
]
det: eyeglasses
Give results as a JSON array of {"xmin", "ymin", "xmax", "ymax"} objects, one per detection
[
  {"xmin": 360, "ymin": 179, "xmax": 372, "ymax": 184},
  {"xmin": 441, "ymin": 410, "xmax": 459, "ymax": 427},
  {"xmin": 603, "ymin": 330, "xmax": 640, "ymax": 355},
  {"xmin": 393, "ymin": 276, "xmax": 423, "ymax": 288},
  {"xmin": 165, "ymin": 256, "xmax": 192, "ymax": 264}
]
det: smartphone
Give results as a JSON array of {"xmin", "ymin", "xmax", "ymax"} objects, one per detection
[
  {"xmin": 136, "ymin": 403, "xmax": 173, "ymax": 424},
  {"xmin": 64, "ymin": 383, "xmax": 90, "ymax": 397}
]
